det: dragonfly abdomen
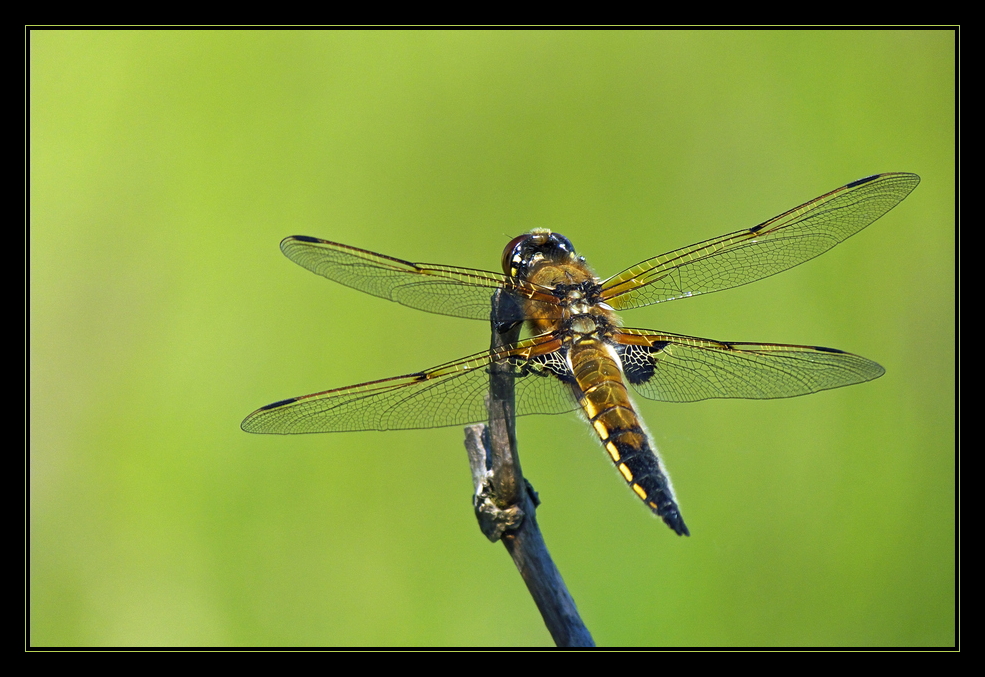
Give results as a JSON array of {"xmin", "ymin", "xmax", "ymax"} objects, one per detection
[{"xmin": 569, "ymin": 340, "xmax": 689, "ymax": 536}]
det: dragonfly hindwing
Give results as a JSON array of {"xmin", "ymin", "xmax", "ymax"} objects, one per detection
[
  {"xmin": 617, "ymin": 342, "xmax": 669, "ymax": 385},
  {"xmin": 513, "ymin": 347, "xmax": 574, "ymax": 384}
]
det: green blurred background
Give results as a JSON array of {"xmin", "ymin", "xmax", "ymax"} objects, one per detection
[{"xmin": 30, "ymin": 30, "xmax": 954, "ymax": 647}]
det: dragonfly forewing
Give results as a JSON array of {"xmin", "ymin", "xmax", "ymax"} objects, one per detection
[
  {"xmin": 241, "ymin": 334, "xmax": 579, "ymax": 434},
  {"xmin": 280, "ymin": 235, "xmax": 558, "ymax": 321},
  {"xmin": 601, "ymin": 173, "xmax": 920, "ymax": 310}
]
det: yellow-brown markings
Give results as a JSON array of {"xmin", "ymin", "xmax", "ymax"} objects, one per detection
[
  {"xmin": 605, "ymin": 441, "xmax": 621, "ymax": 462},
  {"xmin": 569, "ymin": 339, "xmax": 664, "ymax": 505},
  {"xmin": 618, "ymin": 463, "xmax": 634, "ymax": 482},
  {"xmin": 592, "ymin": 404, "xmax": 639, "ymax": 433},
  {"xmin": 571, "ymin": 341, "xmax": 642, "ymax": 433}
]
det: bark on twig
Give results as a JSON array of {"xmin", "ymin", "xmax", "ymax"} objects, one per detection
[{"xmin": 463, "ymin": 289, "xmax": 594, "ymax": 648}]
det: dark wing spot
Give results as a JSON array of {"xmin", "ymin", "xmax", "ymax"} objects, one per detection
[
  {"xmin": 619, "ymin": 343, "xmax": 665, "ymax": 385},
  {"xmin": 261, "ymin": 397, "xmax": 299, "ymax": 410},
  {"xmin": 748, "ymin": 222, "xmax": 766, "ymax": 233},
  {"xmin": 812, "ymin": 345, "xmax": 846, "ymax": 354},
  {"xmin": 290, "ymin": 235, "xmax": 322, "ymax": 243},
  {"xmin": 846, "ymin": 174, "xmax": 880, "ymax": 188}
]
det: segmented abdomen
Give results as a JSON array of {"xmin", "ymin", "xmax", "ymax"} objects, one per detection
[{"xmin": 569, "ymin": 338, "xmax": 689, "ymax": 536}]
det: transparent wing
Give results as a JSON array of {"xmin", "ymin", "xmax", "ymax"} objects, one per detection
[
  {"xmin": 241, "ymin": 335, "xmax": 578, "ymax": 434},
  {"xmin": 280, "ymin": 235, "xmax": 558, "ymax": 321},
  {"xmin": 601, "ymin": 173, "xmax": 920, "ymax": 310},
  {"xmin": 612, "ymin": 328, "xmax": 885, "ymax": 403}
]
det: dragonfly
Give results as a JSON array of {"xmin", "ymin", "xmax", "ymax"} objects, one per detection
[{"xmin": 242, "ymin": 172, "xmax": 920, "ymax": 536}]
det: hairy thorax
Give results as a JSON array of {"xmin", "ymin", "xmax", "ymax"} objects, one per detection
[{"xmin": 524, "ymin": 260, "xmax": 620, "ymax": 341}]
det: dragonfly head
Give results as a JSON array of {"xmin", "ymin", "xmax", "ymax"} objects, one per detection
[{"xmin": 502, "ymin": 229, "xmax": 579, "ymax": 279}]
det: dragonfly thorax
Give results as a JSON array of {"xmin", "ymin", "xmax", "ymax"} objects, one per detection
[{"xmin": 569, "ymin": 315, "xmax": 598, "ymax": 335}]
